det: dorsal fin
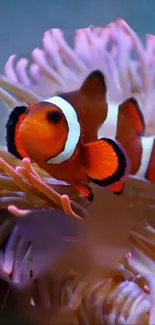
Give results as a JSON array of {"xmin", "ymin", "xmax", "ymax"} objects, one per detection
[
  {"xmin": 59, "ymin": 71, "xmax": 108, "ymax": 143},
  {"xmin": 80, "ymin": 70, "xmax": 107, "ymax": 98},
  {"xmin": 6, "ymin": 105, "xmax": 31, "ymax": 160}
]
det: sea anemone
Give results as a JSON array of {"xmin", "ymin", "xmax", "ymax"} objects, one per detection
[
  {"xmin": 0, "ymin": 18, "xmax": 155, "ymax": 213},
  {"xmin": 0, "ymin": 204, "xmax": 155, "ymax": 325},
  {"xmin": 1, "ymin": 18, "xmax": 155, "ymax": 134},
  {"xmin": 0, "ymin": 150, "xmax": 88, "ymax": 219},
  {"xmin": 0, "ymin": 17, "xmax": 155, "ymax": 325}
]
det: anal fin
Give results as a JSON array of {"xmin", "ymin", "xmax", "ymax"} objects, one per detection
[
  {"xmin": 107, "ymin": 179, "xmax": 126, "ymax": 195},
  {"xmin": 83, "ymin": 138, "xmax": 130, "ymax": 187},
  {"xmin": 71, "ymin": 182, "xmax": 94, "ymax": 202}
]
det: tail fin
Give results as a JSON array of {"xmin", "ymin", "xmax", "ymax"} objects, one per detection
[
  {"xmin": 115, "ymin": 97, "xmax": 145, "ymax": 175},
  {"xmin": 6, "ymin": 105, "xmax": 31, "ymax": 160}
]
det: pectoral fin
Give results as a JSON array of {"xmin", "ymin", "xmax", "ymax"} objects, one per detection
[{"xmin": 83, "ymin": 137, "xmax": 130, "ymax": 187}]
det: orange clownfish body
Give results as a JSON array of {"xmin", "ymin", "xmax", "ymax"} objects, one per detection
[
  {"xmin": 6, "ymin": 70, "xmax": 130, "ymax": 201},
  {"xmin": 100, "ymin": 96, "xmax": 155, "ymax": 194}
]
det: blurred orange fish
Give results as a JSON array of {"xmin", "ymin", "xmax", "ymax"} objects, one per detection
[
  {"xmin": 6, "ymin": 70, "xmax": 130, "ymax": 201},
  {"xmin": 102, "ymin": 97, "xmax": 155, "ymax": 194}
]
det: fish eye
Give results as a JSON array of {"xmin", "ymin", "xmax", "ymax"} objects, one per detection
[{"xmin": 47, "ymin": 111, "xmax": 63, "ymax": 124}]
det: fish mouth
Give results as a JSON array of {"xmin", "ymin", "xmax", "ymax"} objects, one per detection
[
  {"xmin": 19, "ymin": 121, "xmax": 46, "ymax": 140},
  {"xmin": 19, "ymin": 121, "xmax": 38, "ymax": 133},
  {"xmin": 21, "ymin": 127, "xmax": 38, "ymax": 134}
]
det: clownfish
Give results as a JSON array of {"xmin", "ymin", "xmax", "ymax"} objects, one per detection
[
  {"xmin": 5, "ymin": 70, "xmax": 130, "ymax": 201},
  {"xmin": 100, "ymin": 97, "xmax": 155, "ymax": 193}
]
